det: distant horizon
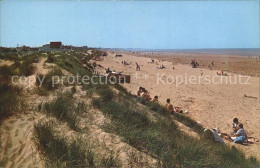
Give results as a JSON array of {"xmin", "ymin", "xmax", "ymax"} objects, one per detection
[
  {"xmin": 1, "ymin": 43, "xmax": 260, "ymax": 51},
  {"xmin": 1, "ymin": 44, "xmax": 260, "ymax": 51},
  {"xmin": 1, "ymin": 1, "xmax": 259, "ymax": 49}
]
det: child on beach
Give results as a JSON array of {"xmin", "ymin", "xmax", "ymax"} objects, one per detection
[{"xmin": 231, "ymin": 118, "xmax": 241, "ymax": 135}]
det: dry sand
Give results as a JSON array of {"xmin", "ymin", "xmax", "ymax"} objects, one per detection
[{"xmin": 96, "ymin": 51, "xmax": 260, "ymax": 159}]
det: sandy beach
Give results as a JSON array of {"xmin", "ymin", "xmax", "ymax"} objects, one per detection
[{"xmin": 96, "ymin": 51, "xmax": 260, "ymax": 159}]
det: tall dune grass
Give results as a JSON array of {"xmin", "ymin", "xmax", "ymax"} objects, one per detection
[
  {"xmin": 93, "ymin": 86, "xmax": 259, "ymax": 167},
  {"xmin": 33, "ymin": 120, "xmax": 121, "ymax": 167}
]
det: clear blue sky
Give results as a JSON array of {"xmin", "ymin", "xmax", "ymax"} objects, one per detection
[{"xmin": 0, "ymin": 0, "xmax": 259, "ymax": 49}]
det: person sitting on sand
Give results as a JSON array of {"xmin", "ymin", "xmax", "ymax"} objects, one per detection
[
  {"xmin": 165, "ymin": 99, "xmax": 174, "ymax": 115},
  {"xmin": 174, "ymin": 106, "xmax": 183, "ymax": 113},
  {"xmin": 157, "ymin": 65, "xmax": 166, "ymax": 69},
  {"xmin": 105, "ymin": 68, "xmax": 111, "ymax": 74},
  {"xmin": 231, "ymin": 118, "xmax": 241, "ymax": 135},
  {"xmin": 140, "ymin": 89, "xmax": 146, "ymax": 98},
  {"xmin": 137, "ymin": 87, "xmax": 143, "ymax": 97},
  {"xmin": 141, "ymin": 90, "xmax": 151, "ymax": 101},
  {"xmin": 151, "ymin": 96, "xmax": 158, "ymax": 102},
  {"xmin": 230, "ymin": 123, "xmax": 247, "ymax": 143}
]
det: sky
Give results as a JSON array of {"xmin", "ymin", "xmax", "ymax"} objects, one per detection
[{"xmin": 0, "ymin": 0, "xmax": 259, "ymax": 49}]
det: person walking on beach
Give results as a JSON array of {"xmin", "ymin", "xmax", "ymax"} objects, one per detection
[
  {"xmin": 200, "ymin": 70, "xmax": 203, "ymax": 76},
  {"xmin": 136, "ymin": 62, "xmax": 140, "ymax": 71}
]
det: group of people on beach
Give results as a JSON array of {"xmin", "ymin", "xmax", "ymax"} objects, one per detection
[
  {"xmin": 137, "ymin": 87, "xmax": 156, "ymax": 101},
  {"xmin": 229, "ymin": 118, "xmax": 248, "ymax": 143},
  {"xmin": 136, "ymin": 87, "xmax": 183, "ymax": 114},
  {"xmin": 206, "ymin": 118, "xmax": 250, "ymax": 145}
]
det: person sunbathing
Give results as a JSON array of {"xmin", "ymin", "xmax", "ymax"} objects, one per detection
[
  {"xmin": 140, "ymin": 89, "xmax": 146, "ymax": 99},
  {"xmin": 141, "ymin": 90, "xmax": 151, "ymax": 101},
  {"xmin": 151, "ymin": 96, "xmax": 158, "ymax": 102},
  {"xmin": 137, "ymin": 87, "xmax": 143, "ymax": 97},
  {"xmin": 157, "ymin": 65, "xmax": 165, "ymax": 69},
  {"xmin": 230, "ymin": 123, "xmax": 247, "ymax": 143},
  {"xmin": 165, "ymin": 99, "xmax": 174, "ymax": 115},
  {"xmin": 174, "ymin": 107, "xmax": 183, "ymax": 113}
]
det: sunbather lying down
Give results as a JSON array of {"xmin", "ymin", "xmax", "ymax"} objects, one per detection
[
  {"xmin": 157, "ymin": 65, "xmax": 166, "ymax": 69},
  {"xmin": 174, "ymin": 107, "xmax": 183, "ymax": 113}
]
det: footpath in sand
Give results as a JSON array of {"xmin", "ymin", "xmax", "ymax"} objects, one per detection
[{"xmin": 95, "ymin": 51, "xmax": 260, "ymax": 160}]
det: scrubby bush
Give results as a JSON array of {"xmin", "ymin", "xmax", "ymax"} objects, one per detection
[
  {"xmin": 0, "ymin": 65, "xmax": 16, "ymax": 83},
  {"xmin": 96, "ymin": 85, "xmax": 114, "ymax": 102},
  {"xmin": 19, "ymin": 64, "xmax": 35, "ymax": 76},
  {"xmin": 18, "ymin": 55, "xmax": 40, "ymax": 76},
  {"xmin": 38, "ymin": 68, "xmax": 63, "ymax": 91},
  {"xmin": 0, "ymin": 84, "xmax": 24, "ymax": 121},
  {"xmin": 46, "ymin": 55, "xmax": 54, "ymax": 63}
]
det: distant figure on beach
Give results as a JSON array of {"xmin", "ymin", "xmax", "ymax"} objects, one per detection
[
  {"xmin": 200, "ymin": 70, "xmax": 203, "ymax": 76},
  {"xmin": 191, "ymin": 60, "xmax": 199, "ymax": 68},
  {"xmin": 136, "ymin": 62, "xmax": 140, "ymax": 71},
  {"xmin": 211, "ymin": 61, "xmax": 214, "ymax": 66},
  {"xmin": 151, "ymin": 96, "xmax": 158, "ymax": 102},
  {"xmin": 165, "ymin": 99, "xmax": 174, "ymax": 114},
  {"xmin": 230, "ymin": 123, "xmax": 247, "ymax": 143},
  {"xmin": 157, "ymin": 65, "xmax": 166, "ymax": 69},
  {"xmin": 172, "ymin": 66, "xmax": 175, "ymax": 70},
  {"xmin": 105, "ymin": 68, "xmax": 111, "ymax": 74}
]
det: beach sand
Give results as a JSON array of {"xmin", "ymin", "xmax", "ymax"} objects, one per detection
[{"xmin": 95, "ymin": 51, "xmax": 260, "ymax": 159}]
